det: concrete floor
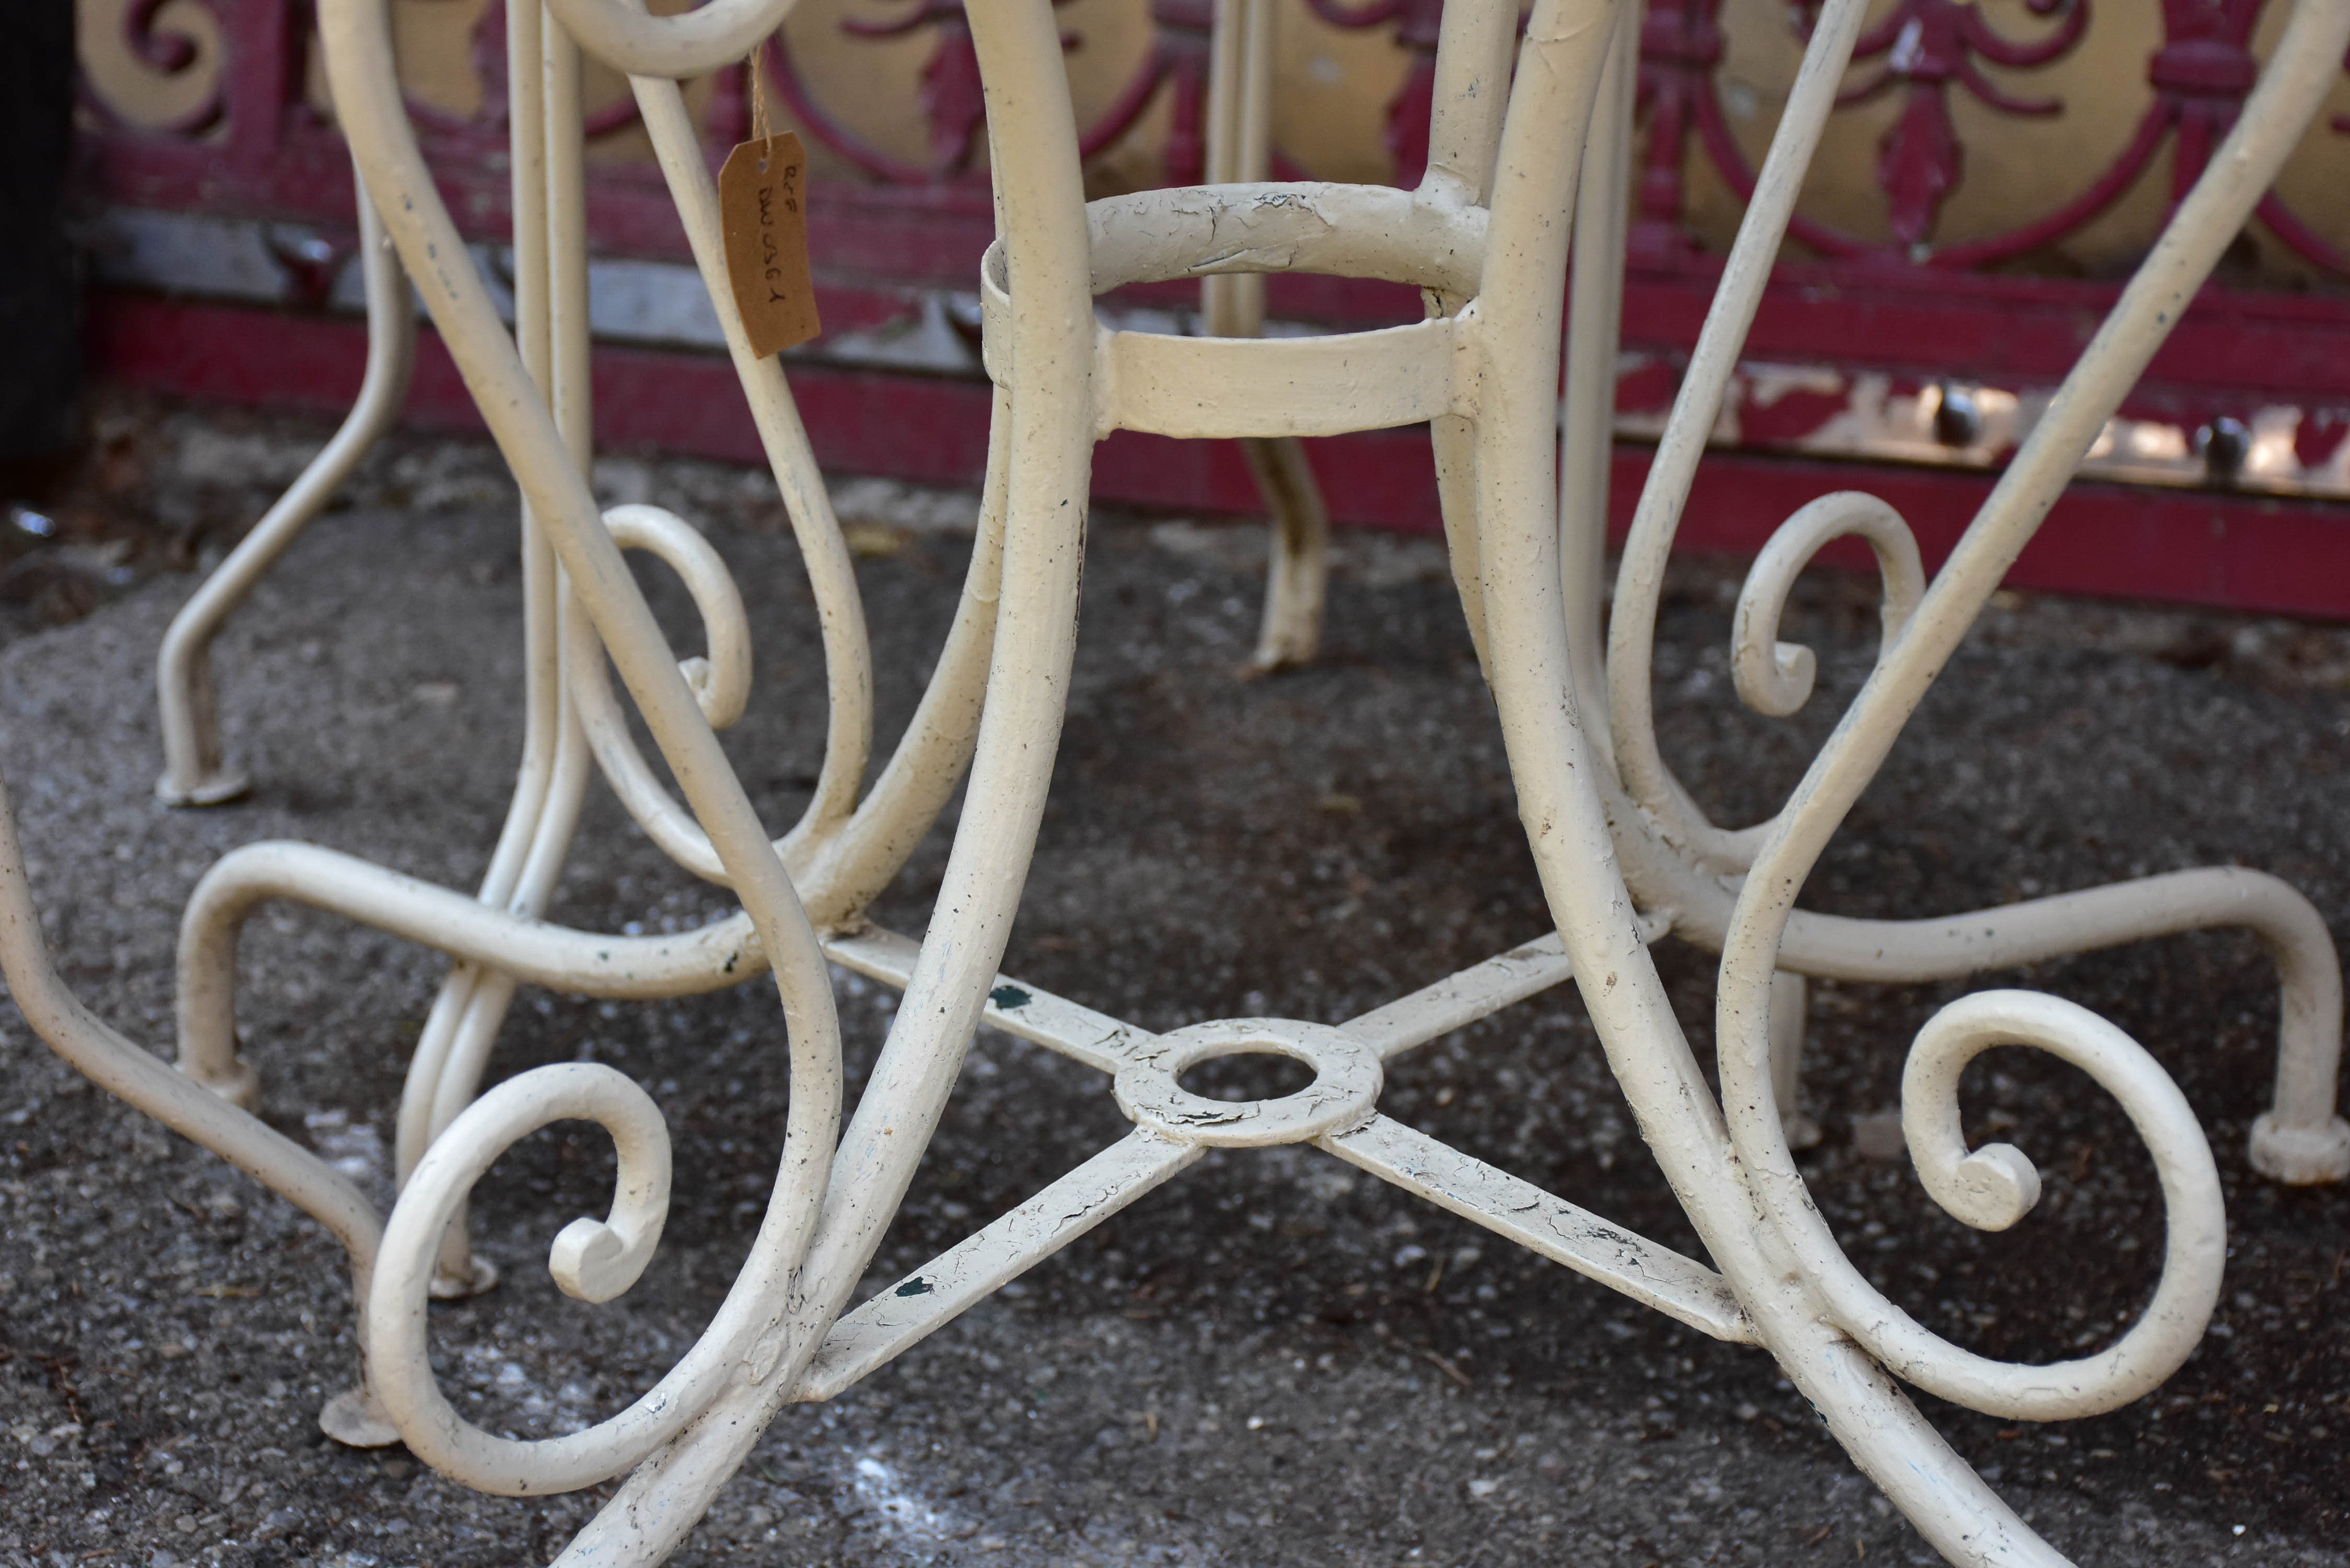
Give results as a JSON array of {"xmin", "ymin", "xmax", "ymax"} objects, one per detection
[{"xmin": 2, "ymin": 416, "xmax": 2347, "ymax": 1567}]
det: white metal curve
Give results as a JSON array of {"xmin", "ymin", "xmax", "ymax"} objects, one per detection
[
  {"xmin": 548, "ymin": 3, "xmax": 1108, "ymax": 1553},
  {"xmin": 1843, "ymin": 990, "xmax": 2224, "ymax": 1418},
  {"xmin": 566, "ymin": 503, "xmax": 762, "ymax": 884},
  {"xmin": 1732, "ymin": 490, "xmax": 1924, "ymax": 721},
  {"xmin": 1703, "ymin": 0, "xmax": 2350, "ymax": 1452},
  {"xmin": 155, "ymin": 166, "xmax": 417, "ymax": 809},
  {"xmin": 392, "ymin": 0, "xmax": 601, "ymax": 1299},
  {"xmin": 371, "ymin": 1060, "xmax": 814, "ymax": 1495},
  {"xmin": 1640, "ymin": 488, "xmax": 1931, "ymax": 874},
  {"xmin": 1454, "ymin": 4, "xmax": 2075, "ymax": 1557},
  {"xmin": 0, "ymin": 770, "xmax": 400, "ymax": 1444},
  {"xmin": 1601, "ymin": 0, "xmax": 1872, "ymax": 876},
  {"xmin": 601, "ymin": 503, "xmax": 755, "ymax": 726},
  {"xmin": 632, "ymin": 74, "xmax": 874, "ymax": 859},
  {"xmin": 316, "ymin": 0, "xmax": 853, "ymax": 1481}
]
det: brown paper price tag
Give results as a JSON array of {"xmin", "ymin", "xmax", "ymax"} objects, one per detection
[{"xmin": 719, "ymin": 131, "xmax": 820, "ymax": 359}]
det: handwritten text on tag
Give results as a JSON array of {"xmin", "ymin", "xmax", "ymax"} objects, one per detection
[{"xmin": 719, "ymin": 132, "xmax": 820, "ymax": 358}]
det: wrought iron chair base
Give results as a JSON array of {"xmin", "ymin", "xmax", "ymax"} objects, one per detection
[{"xmin": 6, "ymin": 0, "xmax": 2348, "ymax": 1565}]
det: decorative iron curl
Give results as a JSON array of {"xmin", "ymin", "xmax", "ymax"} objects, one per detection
[
  {"xmin": 1713, "ymin": 985, "xmax": 2223, "ymax": 1420},
  {"xmin": 1695, "ymin": 0, "xmax": 2350, "ymax": 1433},
  {"xmin": 1730, "ymin": 491, "xmax": 1923, "ymax": 721},
  {"xmin": 567, "ymin": 504, "xmax": 767, "ymax": 886},
  {"xmin": 1614, "ymin": 489, "xmax": 1926, "ymax": 876},
  {"xmin": 368, "ymin": 1061, "xmax": 819, "ymax": 1494},
  {"xmin": 1604, "ymin": 0, "xmax": 1870, "ymax": 873},
  {"xmin": 1593, "ymin": 0, "xmax": 2350, "ymax": 1189},
  {"xmin": 316, "ymin": 0, "xmax": 858, "ymax": 1493}
]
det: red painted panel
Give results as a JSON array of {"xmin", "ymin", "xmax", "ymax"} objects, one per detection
[
  {"xmin": 1622, "ymin": 269, "xmax": 2350, "ymax": 409},
  {"xmin": 87, "ymin": 290, "xmax": 2350, "ymax": 621},
  {"xmin": 1618, "ymin": 449, "xmax": 2350, "ymax": 622}
]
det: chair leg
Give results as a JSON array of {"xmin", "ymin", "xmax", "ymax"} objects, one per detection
[
  {"xmin": 1242, "ymin": 435, "xmax": 1329, "ymax": 671},
  {"xmin": 1199, "ymin": 0, "xmax": 1328, "ymax": 675},
  {"xmin": 155, "ymin": 168, "xmax": 415, "ymax": 807},
  {"xmin": 555, "ymin": 1, "xmax": 1107, "ymax": 1547}
]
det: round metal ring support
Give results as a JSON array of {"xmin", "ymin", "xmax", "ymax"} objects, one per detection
[{"xmin": 1114, "ymin": 1017, "xmax": 1383, "ymax": 1147}]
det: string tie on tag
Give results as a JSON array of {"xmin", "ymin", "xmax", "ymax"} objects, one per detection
[{"xmin": 747, "ymin": 40, "xmax": 772, "ymax": 172}]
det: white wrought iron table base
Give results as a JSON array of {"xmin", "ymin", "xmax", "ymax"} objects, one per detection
[{"xmin": 5, "ymin": 0, "xmax": 2349, "ymax": 1563}]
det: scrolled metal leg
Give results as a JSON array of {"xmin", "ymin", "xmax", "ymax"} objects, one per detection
[
  {"xmin": 1204, "ymin": 0, "xmax": 1329, "ymax": 675},
  {"xmin": 542, "ymin": 6, "xmax": 1104, "ymax": 1552},
  {"xmin": 369, "ymin": 1061, "xmax": 805, "ymax": 1495},
  {"xmin": 384, "ymin": 0, "xmax": 587, "ymax": 1302},
  {"xmin": 1240, "ymin": 435, "xmax": 1329, "ymax": 672},
  {"xmin": 319, "ymin": 0, "xmax": 854, "ymax": 1500},
  {"xmin": 1691, "ymin": 0, "xmax": 2350, "ymax": 1515},
  {"xmin": 1587, "ymin": 0, "xmax": 2350, "ymax": 1189},
  {"xmin": 383, "ymin": 25, "xmax": 882, "ymax": 1302},
  {"xmin": 0, "ymin": 768, "xmax": 399, "ymax": 1445},
  {"xmin": 154, "ymin": 165, "xmax": 416, "ymax": 809},
  {"xmin": 1464, "ymin": 7, "xmax": 2067, "ymax": 1560}
]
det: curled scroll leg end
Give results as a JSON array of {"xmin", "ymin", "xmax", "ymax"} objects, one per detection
[
  {"xmin": 1946, "ymin": 1143, "xmax": 2041, "ymax": 1232},
  {"xmin": 429, "ymin": 1254, "xmax": 501, "ymax": 1299},
  {"xmin": 677, "ymin": 656, "xmax": 731, "ymax": 728},
  {"xmin": 1247, "ymin": 595, "xmax": 1322, "ymax": 676},
  {"xmin": 2248, "ymin": 1112, "xmax": 2350, "ymax": 1185},
  {"xmin": 318, "ymin": 1384, "xmax": 402, "ymax": 1449},
  {"xmin": 154, "ymin": 768, "xmax": 253, "ymax": 810},
  {"xmin": 186, "ymin": 1056, "xmax": 263, "ymax": 1112},
  {"xmin": 549, "ymin": 1217, "xmax": 647, "ymax": 1304}
]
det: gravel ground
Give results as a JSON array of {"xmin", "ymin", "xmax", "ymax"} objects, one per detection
[{"xmin": 2, "ymin": 406, "xmax": 2347, "ymax": 1568}]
